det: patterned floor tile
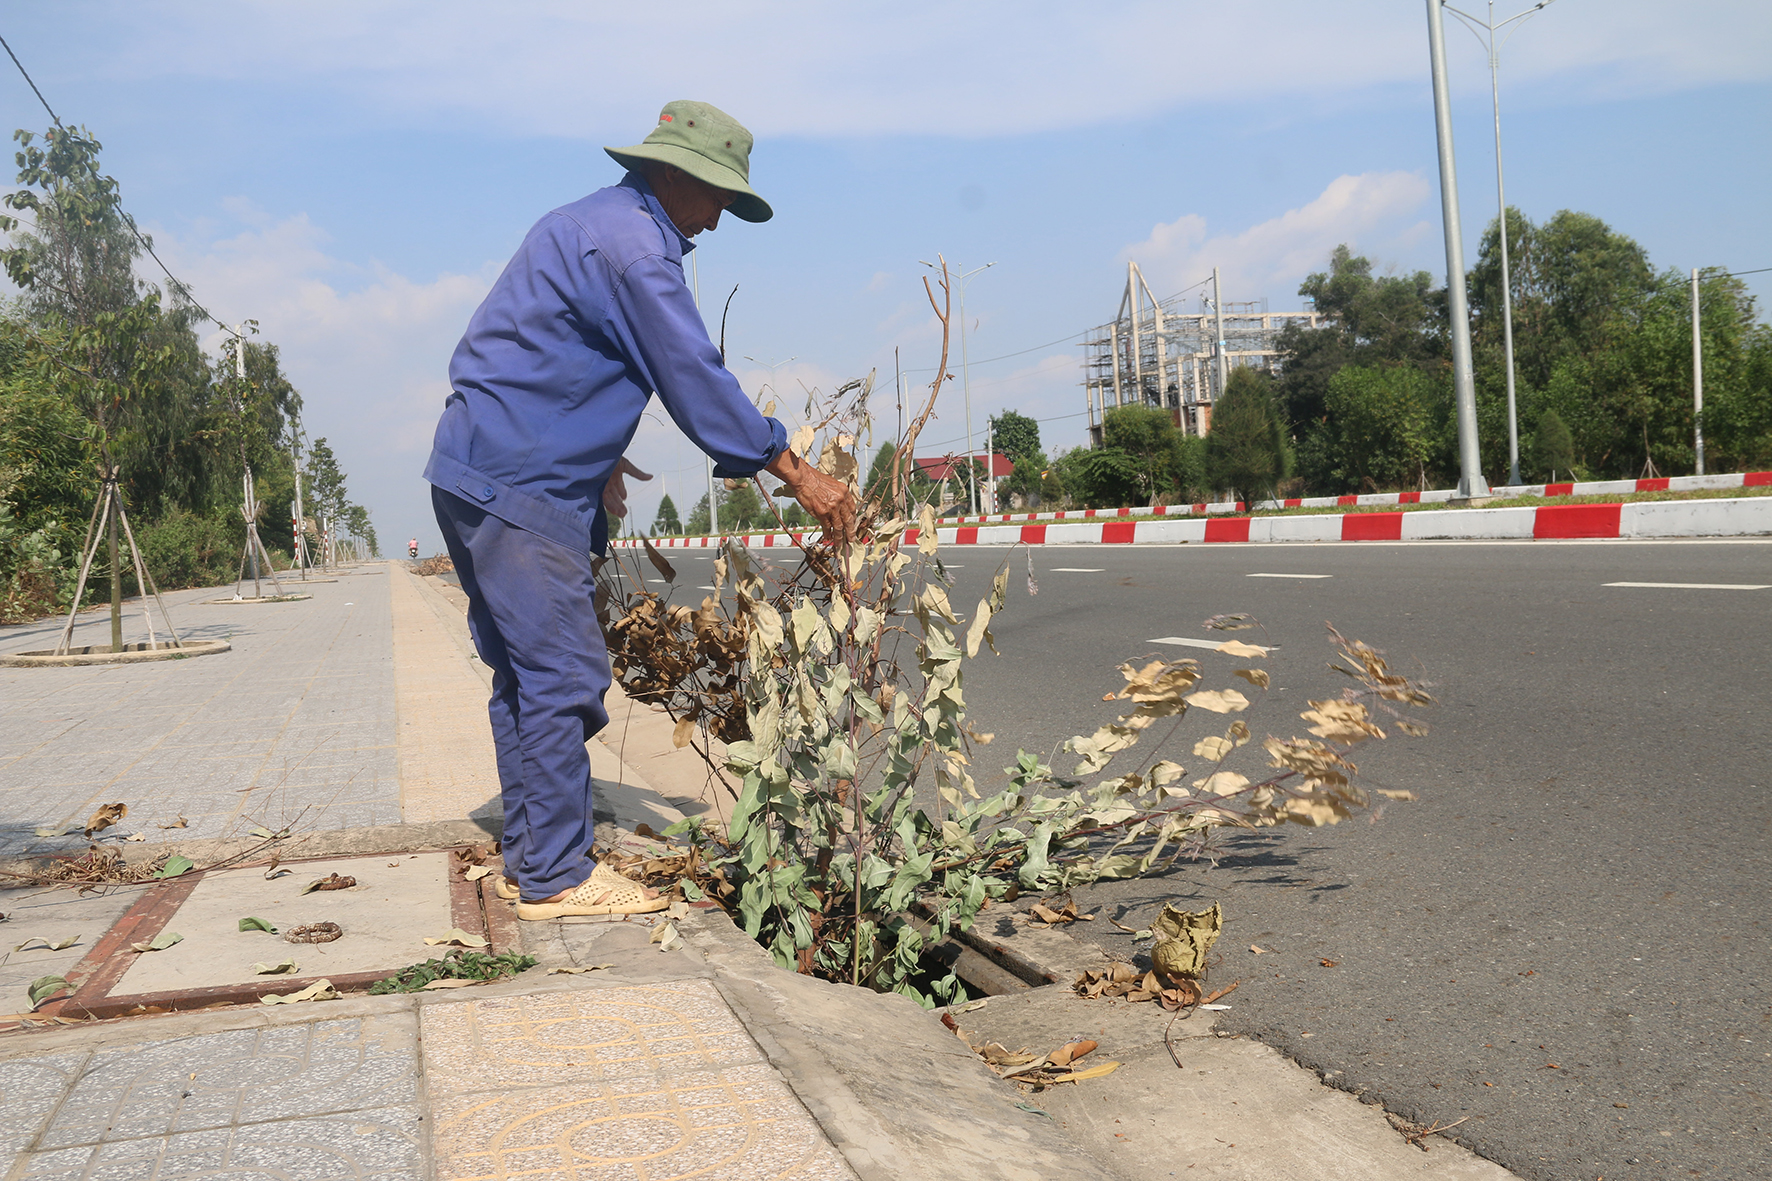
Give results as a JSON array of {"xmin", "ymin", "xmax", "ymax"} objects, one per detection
[
  {"xmin": 429, "ymin": 1063, "xmax": 853, "ymax": 1181},
  {"xmin": 15, "ymin": 1110, "xmax": 423, "ymax": 1180},
  {"xmin": 421, "ymin": 982, "xmax": 762, "ymax": 1094}
]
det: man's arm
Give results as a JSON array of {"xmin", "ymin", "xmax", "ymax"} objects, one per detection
[{"xmin": 604, "ymin": 252, "xmax": 856, "ymax": 541}]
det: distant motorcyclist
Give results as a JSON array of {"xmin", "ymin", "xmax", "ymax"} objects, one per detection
[{"xmin": 408, "ymin": 538, "xmax": 419, "ymax": 559}]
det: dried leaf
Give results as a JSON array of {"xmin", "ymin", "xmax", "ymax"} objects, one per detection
[
  {"xmin": 260, "ymin": 979, "xmax": 339, "ymax": 1004},
  {"xmin": 788, "ymin": 423, "xmax": 816, "ymax": 458},
  {"xmin": 28, "ymin": 975, "xmax": 69, "ymax": 1008},
  {"xmin": 238, "ymin": 917, "xmax": 278, "ymax": 933},
  {"xmin": 1375, "ymin": 789, "xmax": 1418, "ymax": 801},
  {"xmin": 463, "ymin": 865, "xmax": 493, "ymax": 882},
  {"xmin": 918, "ymin": 503, "xmax": 939, "ymax": 554},
  {"xmin": 1250, "ymin": 944, "xmax": 1269, "ymax": 954},
  {"xmin": 641, "ymin": 538, "xmax": 677, "ymax": 582},
  {"xmin": 253, "ymin": 958, "xmax": 300, "ymax": 975},
  {"xmin": 301, "ymin": 873, "xmax": 356, "ymax": 894},
  {"xmin": 1233, "ymin": 668, "xmax": 1270, "ymax": 689},
  {"xmin": 1192, "ymin": 735, "xmax": 1233, "ymax": 761},
  {"xmin": 672, "ymin": 716, "xmax": 696, "ymax": 749},
  {"xmin": 1049, "ymin": 1061, "xmax": 1121, "ymax": 1083},
  {"xmin": 1214, "ymin": 640, "xmax": 1268, "ymax": 657},
  {"xmin": 1183, "ymin": 689, "xmax": 1250, "ymax": 714},
  {"xmin": 421, "ymin": 977, "xmax": 486, "ymax": 990},
  {"xmin": 130, "ymin": 931, "xmax": 183, "ymax": 953},
  {"xmin": 424, "ymin": 928, "xmax": 488, "ymax": 948},
  {"xmin": 650, "ymin": 920, "xmax": 682, "ymax": 951},
  {"xmin": 546, "ymin": 963, "xmax": 616, "ymax": 975},
  {"xmin": 1150, "ymin": 902, "xmax": 1221, "ymax": 979},
  {"xmin": 152, "ymin": 855, "xmax": 194, "ymax": 880},
  {"xmin": 158, "ymin": 816, "xmax": 189, "ymax": 829},
  {"xmin": 1048, "ymin": 1040, "xmax": 1097, "ymax": 1067},
  {"xmin": 124, "ymin": 832, "xmax": 145, "ymax": 842},
  {"xmin": 12, "ymin": 935, "xmax": 80, "ymax": 952},
  {"xmin": 1320, "ymin": 959, "xmax": 1339, "ymax": 967},
  {"xmin": 83, "ymin": 802, "xmax": 127, "ymax": 837},
  {"xmin": 247, "ymin": 825, "xmax": 277, "ymax": 839},
  {"xmin": 33, "ymin": 824, "xmax": 76, "ymax": 838}
]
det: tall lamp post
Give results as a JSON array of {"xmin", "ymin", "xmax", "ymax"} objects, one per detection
[
  {"xmin": 922, "ymin": 259, "xmax": 995, "ymax": 513},
  {"xmin": 1426, "ymin": 0, "xmax": 1490, "ymax": 499},
  {"xmin": 1445, "ymin": 0, "xmax": 1559, "ymax": 488}
]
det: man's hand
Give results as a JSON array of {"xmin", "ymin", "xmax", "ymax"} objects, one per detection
[
  {"xmin": 765, "ymin": 447, "xmax": 857, "ymax": 544},
  {"xmin": 602, "ymin": 458, "xmax": 652, "ymax": 519}
]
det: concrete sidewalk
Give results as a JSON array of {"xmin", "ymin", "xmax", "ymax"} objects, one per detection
[{"xmin": 0, "ymin": 562, "xmax": 1518, "ymax": 1180}]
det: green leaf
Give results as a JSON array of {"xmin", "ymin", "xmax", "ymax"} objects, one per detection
[
  {"xmin": 28, "ymin": 975, "xmax": 69, "ymax": 1008},
  {"xmin": 246, "ymin": 826, "xmax": 276, "ymax": 839},
  {"xmin": 152, "ymin": 855, "xmax": 194, "ymax": 879},
  {"xmin": 238, "ymin": 917, "xmax": 278, "ymax": 933},
  {"xmin": 680, "ymin": 878, "xmax": 706, "ymax": 902}
]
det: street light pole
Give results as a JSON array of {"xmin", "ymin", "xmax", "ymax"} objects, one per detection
[
  {"xmin": 1692, "ymin": 268, "xmax": 1705, "ymax": 476},
  {"xmin": 1426, "ymin": 0, "xmax": 1489, "ymax": 498},
  {"xmin": 1445, "ymin": 0, "xmax": 1557, "ymax": 488}
]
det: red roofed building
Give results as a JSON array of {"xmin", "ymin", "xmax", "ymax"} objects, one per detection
[{"xmin": 911, "ymin": 453, "xmax": 1014, "ymax": 481}]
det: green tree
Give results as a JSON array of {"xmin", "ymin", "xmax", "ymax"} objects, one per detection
[
  {"xmin": 719, "ymin": 480, "xmax": 766, "ymax": 531},
  {"xmin": 1322, "ymin": 365, "xmax": 1445, "ymax": 491},
  {"xmin": 652, "ymin": 492, "xmax": 682, "ymax": 535},
  {"xmin": 862, "ymin": 441, "xmax": 897, "ymax": 501},
  {"xmin": 685, "ymin": 492, "xmax": 710, "ymax": 535},
  {"xmin": 1205, "ymin": 368, "xmax": 1291, "ymax": 505},
  {"xmin": 987, "ymin": 410, "xmax": 1041, "ymax": 463},
  {"xmin": 1530, "ymin": 408, "xmax": 1575, "ymax": 481}
]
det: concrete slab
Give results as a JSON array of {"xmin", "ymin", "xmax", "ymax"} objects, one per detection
[
  {"xmin": 111, "ymin": 852, "xmax": 454, "ymax": 996},
  {"xmin": 960, "ymin": 984, "xmax": 1517, "ymax": 1181},
  {"xmin": 0, "ymin": 887, "xmax": 141, "ymax": 1016}
]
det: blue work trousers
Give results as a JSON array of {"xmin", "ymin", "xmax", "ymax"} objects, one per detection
[{"xmin": 432, "ymin": 486, "xmax": 609, "ymax": 900}]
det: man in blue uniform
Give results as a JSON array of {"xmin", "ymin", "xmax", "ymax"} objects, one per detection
[{"xmin": 425, "ymin": 101, "xmax": 854, "ymax": 920}]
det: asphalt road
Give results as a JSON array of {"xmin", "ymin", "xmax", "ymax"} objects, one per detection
[{"xmin": 928, "ymin": 539, "xmax": 1770, "ymax": 1181}]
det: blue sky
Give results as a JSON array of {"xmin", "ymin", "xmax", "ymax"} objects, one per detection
[{"xmin": 3, "ymin": 1, "xmax": 1768, "ymax": 548}]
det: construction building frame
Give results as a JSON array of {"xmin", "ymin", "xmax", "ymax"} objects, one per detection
[{"xmin": 1082, "ymin": 262, "xmax": 1321, "ymax": 444}]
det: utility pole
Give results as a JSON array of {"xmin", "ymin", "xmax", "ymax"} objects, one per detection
[
  {"xmin": 984, "ymin": 418, "xmax": 995, "ymax": 516},
  {"xmin": 923, "ymin": 259, "xmax": 996, "ymax": 512},
  {"xmin": 1426, "ymin": 0, "xmax": 1490, "ymax": 498},
  {"xmin": 1692, "ymin": 268, "xmax": 1704, "ymax": 476},
  {"xmin": 1211, "ymin": 267, "xmax": 1229, "ymax": 401},
  {"xmin": 1445, "ymin": 0, "xmax": 1559, "ymax": 487},
  {"xmin": 692, "ymin": 250, "xmax": 717, "ymax": 536}
]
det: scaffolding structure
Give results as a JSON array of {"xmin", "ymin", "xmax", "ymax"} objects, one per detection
[{"xmin": 1082, "ymin": 262, "xmax": 1322, "ymax": 443}]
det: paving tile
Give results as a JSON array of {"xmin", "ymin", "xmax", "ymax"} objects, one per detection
[
  {"xmin": 30, "ymin": 1016, "xmax": 419, "ymax": 1150},
  {"xmin": 0, "ymin": 1052, "xmax": 86, "ymax": 1161},
  {"xmin": 429, "ymin": 1062, "xmax": 853, "ymax": 1181},
  {"xmin": 15, "ymin": 1110, "xmax": 423, "ymax": 1180},
  {"xmin": 421, "ymin": 982, "xmax": 763, "ymax": 1094}
]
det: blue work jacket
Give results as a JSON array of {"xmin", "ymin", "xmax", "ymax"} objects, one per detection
[{"xmin": 424, "ymin": 172, "xmax": 787, "ymax": 555}]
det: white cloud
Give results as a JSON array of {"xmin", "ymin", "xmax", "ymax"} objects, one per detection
[
  {"xmin": 1121, "ymin": 172, "xmax": 1435, "ymax": 308},
  {"xmin": 100, "ymin": 1, "xmax": 1772, "ymax": 141},
  {"xmin": 156, "ymin": 207, "xmax": 495, "ymax": 549}
]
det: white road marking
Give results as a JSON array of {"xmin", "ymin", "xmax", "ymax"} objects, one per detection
[
  {"xmin": 1150, "ymin": 637, "xmax": 1231, "ymax": 651},
  {"xmin": 1050, "ymin": 567, "xmax": 1105, "ymax": 572},
  {"xmin": 1603, "ymin": 582, "xmax": 1769, "ymax": 590},
  {"xmin": 1246, "ymin": 573, "xmax": 1333, "ymax": 579},
  {"xmin": 698, "ymin": 585, "xmax": 717, "ymax": 590}
]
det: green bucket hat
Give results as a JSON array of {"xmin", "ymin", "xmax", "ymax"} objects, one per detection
[{"xmin": 606, "ymin": 101, "xmax": 772, "ymax": 223}]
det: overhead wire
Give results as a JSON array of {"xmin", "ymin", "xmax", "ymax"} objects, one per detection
[{"xmin": 0, "ymin": 31, "xmax": 241, "ymax": 339}]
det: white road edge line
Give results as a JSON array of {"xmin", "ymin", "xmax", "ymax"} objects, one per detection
[
  {"xmin": 1246, "ymin": 573, "xmax": 1333, "ymax": 579},
  {"xmin": 1602, "ymin": 582, "xmax": 1770, "ymax": 590},
  {"xmin": 1050, "ymin": 568, "xmax": 1105, "ymax": 572}
]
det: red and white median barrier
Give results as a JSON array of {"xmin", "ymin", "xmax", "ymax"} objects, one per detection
[
  {"xmin": 617, "ymin": 494, "xmax": 1772, "ymax": 552},
  {"xmin": 923, "ymin": 470, "xmax": 1772, "ymax": 528}
]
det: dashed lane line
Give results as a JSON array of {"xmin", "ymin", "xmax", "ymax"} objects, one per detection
[
  {"xmin": 1050, "ymin": 567, "xmax": 1105, "ymax": 572},
  {"xmin": 1602, "ymin": 582, "xmax": 1769, "ymax": 590},
  {"xmin": 1246, "ymin": 573, "xmax": 1333, "ymax": 579}
]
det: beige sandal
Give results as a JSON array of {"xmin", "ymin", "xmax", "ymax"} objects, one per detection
[
  {"xmin": 494, "ymin": 875, "xmax": 519, "ymax": 901},
  {"xmin": 514, "ymin": 862, "xmax": 668, "ymax": 921}
]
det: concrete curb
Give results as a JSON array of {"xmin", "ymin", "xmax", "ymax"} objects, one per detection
[
  {"xmin": 0, "ymin": 817, "xmax": 499, "ymax": 881},
  {"xmin": 0, "ymin": 638, "xmax": 231, "ymax": 668}
]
